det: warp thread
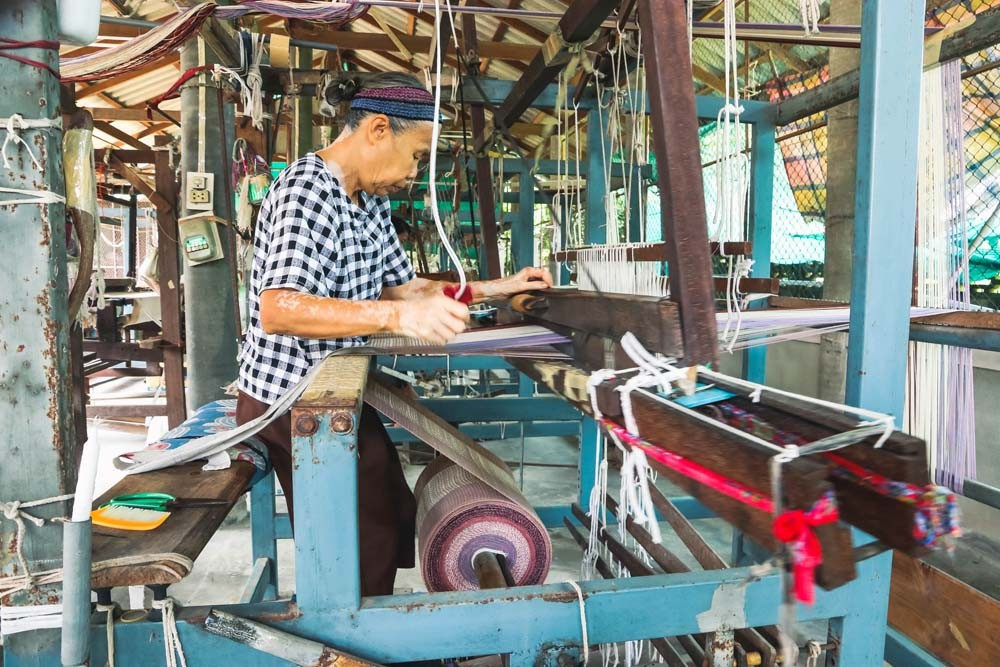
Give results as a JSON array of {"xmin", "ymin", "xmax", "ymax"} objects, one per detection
[{"xmin": 153, "ymin": 597, "xmax": 187, "ymax": 667}]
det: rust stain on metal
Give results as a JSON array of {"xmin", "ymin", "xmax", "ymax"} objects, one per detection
[
  {"xmin": 330, "ymin": 411, "xmax": 353, "ymax": 434},
  {"xmin": 295, "ymin": 414, "xmax": 319, "ymax": 437}
]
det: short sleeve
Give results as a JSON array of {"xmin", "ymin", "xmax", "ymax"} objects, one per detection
[
  {"xmin": 380, "ymin": 206, "xmax": 415, "ymax": 287},
  {"xmin": 258, "ymin": 170, "xmax": 336, "ymax": 294}
]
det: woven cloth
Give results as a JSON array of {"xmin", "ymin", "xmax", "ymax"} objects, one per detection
[
  {"xmin": 118, "ymin": 399, "xmax": 269, "ymax": 486},
  {"xmin": 415, "ymin": 458, "xmax": 551, "ymax": 592}
]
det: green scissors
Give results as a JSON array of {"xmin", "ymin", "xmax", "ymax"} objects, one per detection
[{"xmin": 106, "ymin": 492, "xmax": 229, "ymax": 511}]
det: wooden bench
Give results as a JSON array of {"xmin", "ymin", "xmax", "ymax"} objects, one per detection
[{"xmin": 91, "ymin": 460, "xmax": 257, "ymax": 589}]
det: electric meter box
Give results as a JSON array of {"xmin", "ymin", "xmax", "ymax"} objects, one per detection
[{"xmin": 179, "ymin": 214, "xmax": 225, "ymax": 266}]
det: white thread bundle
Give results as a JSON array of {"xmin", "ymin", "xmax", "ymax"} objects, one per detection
[
  {"xmin": 904, "ymin": 60, "xmax": 976, "ymax": 493},
  {"xmin": 575, "ymin": 244, "xmax": 668, "ymax": 296}
]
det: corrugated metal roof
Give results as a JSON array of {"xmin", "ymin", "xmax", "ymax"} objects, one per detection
[{"xmin": 73, "ymin": 0, "xmax": 989, "ymax": 148}]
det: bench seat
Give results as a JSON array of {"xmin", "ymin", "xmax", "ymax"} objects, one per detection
[{"xmin": 91, "ymin": 399, "xmax": 271, "ymax": 589}]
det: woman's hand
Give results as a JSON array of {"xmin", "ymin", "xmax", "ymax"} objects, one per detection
[
  {"xmin": 393, "ymin": 294, "xmax": 470, "ymax": 344},
  {"xmin": 481, "ymin": 267, "xmax": 554, "ymax": 299}
]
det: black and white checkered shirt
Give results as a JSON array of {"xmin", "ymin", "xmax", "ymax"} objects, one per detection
[{"xmin": 238, "ymin": 154, "xmax": 414, "ymax": 404}]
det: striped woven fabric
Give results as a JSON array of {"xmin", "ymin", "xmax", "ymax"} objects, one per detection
[{"xmin": 415, "ymin": 457, "xmax": 551, "ymax": 592}]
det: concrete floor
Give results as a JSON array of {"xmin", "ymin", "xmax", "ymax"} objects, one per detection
[{"xmin": 88, "ymin": 392, "xmax": 834, "ymax": 666}]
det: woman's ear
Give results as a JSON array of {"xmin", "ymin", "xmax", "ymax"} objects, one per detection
[{"xmin": 365, "ymin": 114, "xmax": 391, "ymax": 144}]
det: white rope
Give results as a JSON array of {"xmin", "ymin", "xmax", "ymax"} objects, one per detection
[
  {"xmin": 428, "ymin": 0, "xmax": 467, "ymax": 297},
  {"xmin": 805, "ymin": 639, "xmax": 823, "ymax": 667},
  {"xmin": 0, "ymin": 493, "xmax": 74, "ymax": 599},
  {"xmin": 798, "ymin": 0, "xmax": 821, "ymax": 35},
  {"xmin": 565, "ymin": 580, "xmax": 589, "ymax": 664},
  {"xmin": 96, "ymin": 602, "xmax": 117, "ymax": 667},
  {"xmin": 153, "ymin": 597, "xmax": 188, "ymax": 667},
  {"xmin": 1, "ymin": 114, "xmax": 61, "ymax": 171}
]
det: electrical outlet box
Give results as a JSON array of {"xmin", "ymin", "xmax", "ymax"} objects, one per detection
[
  {"xmin": 178, "ymin": 213, "xmax": 225, "ymax": 266},
  {"xmin": 185, "ymin": 171, "xmax": 214, "ymax": 212}
]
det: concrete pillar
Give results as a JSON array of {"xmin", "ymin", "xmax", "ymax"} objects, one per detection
[
  {"xmin": 179, "ymin": 36, "xmax": 240, "ymax": 411},
  {"xmin": 0, "ymin": 0, "xmax": 75, "ymax": 654},
  {"xmin": 818, "ymin": 0, "xmax": 862, "ymax": 402}
]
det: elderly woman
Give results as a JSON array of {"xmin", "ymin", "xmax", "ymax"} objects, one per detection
[{"xmin": 236, "ymin": 71, "xmax": 551, "ymax": 596}]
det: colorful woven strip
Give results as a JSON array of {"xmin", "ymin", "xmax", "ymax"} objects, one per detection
[
  {"xmin": 825, "ymin": 452, "xmax": 961, "ymax": 547},
  {"xmin": 713, "ymin": 401, "xmax": 961, "ymax": 548},
  {"xmin": 355, "ymin": 86, "xmax": 434, "ymax": 104},
  {"xmin": 599, "ymin": 417, "xmax": 837, "ymax": 603},
  {"xmin": 349, "ymin": 98, "xmax": 437, "ymax": 122}
]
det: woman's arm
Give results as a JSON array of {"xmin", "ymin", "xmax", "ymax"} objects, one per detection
[
  {"xmin": 381, "ymin": 267, "xmax": 554, "ymax": 304},
  {"xmin": 260, "ymin": 288, "xmax": 469, "ymax": 344}
]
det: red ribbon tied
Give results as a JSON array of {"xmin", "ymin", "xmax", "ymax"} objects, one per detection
[
  {"xmin": 772, "ymin": 494, "xmax": 839, "ymax": 605},
  {"xmin": 443, "ymin": 284, "xmax": 473, "ymax": 304}
]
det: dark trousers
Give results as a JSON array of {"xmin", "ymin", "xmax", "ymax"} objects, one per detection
[{"xmin": 236, "ymin": 392, "xmax": 417, "ymax": 597}]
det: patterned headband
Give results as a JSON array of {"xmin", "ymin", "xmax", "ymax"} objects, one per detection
[{"xmin": 350, "ymin": 86, "xmax": 437, "ymax": 122}]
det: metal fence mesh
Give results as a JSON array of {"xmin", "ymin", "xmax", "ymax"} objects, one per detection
[{"xmin": 761, "ymin": 0, "xmax": 1000, "ymax": 307}]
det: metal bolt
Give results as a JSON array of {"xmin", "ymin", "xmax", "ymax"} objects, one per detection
[
  {"xmin": 330, "ymin": 411, "xmax": 353, "ymax": 434},
  {"xmin": 294, "ymin": 414, "xmax": 318, "ymax": 436}
]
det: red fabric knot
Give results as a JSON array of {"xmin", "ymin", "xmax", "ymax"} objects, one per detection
[
  {"xmin": 772, "ymin": 492, "xmax": 839, "ymax": 605},
  {"xmin": 443, "ymin": 284, "xmax": 473, "ymax": 304}
]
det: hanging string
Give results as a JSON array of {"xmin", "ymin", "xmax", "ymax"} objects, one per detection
[
  {"xmin": 0, "ymin": 38, "xmax": 60, "ymax": 79},
  {"xmin": 0, "ymin": 493, "xmax": 75, "ymax": 600},
  {"xmin": 153, "ymin": 598, "xmax": 188, "ymax": 667}
]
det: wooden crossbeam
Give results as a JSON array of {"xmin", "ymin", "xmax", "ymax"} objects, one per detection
[
  {"xmin": 491, "ymin": 0, "xmax": 619, "ymax": 130},
  {"xmin": 286, "ymin": 24, "xmax": 538, "ymax": 61},
  {"xmin": 94, "ymin": 120, "xmax": 149, "ymax": 151},
  {"xmin": 107, "ymin": 153, "xmax": 171, "ymax": 212}
]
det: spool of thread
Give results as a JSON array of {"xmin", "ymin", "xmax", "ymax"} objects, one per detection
[{"xmin": 71, "ymin": 438, "xmax": 100, "ymax": 522}]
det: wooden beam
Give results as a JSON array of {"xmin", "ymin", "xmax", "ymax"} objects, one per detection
[
  {"xmin": 509, "ymin": 289, "xmax": 685, "ymax": 358},
  {"xmin": 107, "ymin": 153, "xmax": 171, "ymax": 212},
  {"xmin": 82, "ymin": 107, "xmax": 158, "ymax": 122},
  {"xmin": 889, "ymin": 551, "xmax": 1000, "ymax": 667},
  {"xmin": 286, "ymin": 25, "xmax": 538, "ymax": 61},
  {"xmin": 154, "ymin": 151, "xmax": 186, "ymax": 428},
  {"xmin": 367, "ymin": 8, "xmax": 415, "ymax": 63},
  {"xmin": 491, "ymin": 0, "xmax": 619, "ymax": 129},
  {"xmin": 640, "ymin": 0, "xmax": 717, "ymax": 366},
  {"xmin": 94, "ymin": 120, "xmax": 150, "ymax": 151}
]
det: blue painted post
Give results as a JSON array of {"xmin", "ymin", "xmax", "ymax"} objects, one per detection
[
  {"xmin": 514, "ymin": 163, "xmax": 535, "ymax": 270},
  {"xmin": 744, "ymin": 120, "xmax": 776, "ymax": 383},
  {"xmin": 844, "ymin": 0, "xmax": 925, "ymax": 420},
  {"xmin": 586, "ymin": 107, "xmax": 609, "ymax": 244},
  {"xmin": 291, "ymin": 408, "xmax": 363, "ymax": 613},
  {"xmin": 841, "ymin": 1, "xmax": 925, "ymax": 664},
  {"xmin": 249, "ymin": 472, "xmax": 279, "ymax": 599},
  {"xmin": 578, "ymin": 417, "xmax": 600, "ymax": 508}
]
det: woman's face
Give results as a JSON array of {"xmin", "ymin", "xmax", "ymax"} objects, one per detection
[{"xmin": 362, "ymin": 115, "xmax": 433, "ymax": 196}]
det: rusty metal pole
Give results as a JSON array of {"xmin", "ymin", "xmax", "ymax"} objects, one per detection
[{"xmin": 0, "ymin": 0, "xmax": 77, "ymax": 659}]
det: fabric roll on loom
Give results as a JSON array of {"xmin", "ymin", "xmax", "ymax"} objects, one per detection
[{"xmin": 415, "ymin": 456, "xmax": 551, "ymax": 592}]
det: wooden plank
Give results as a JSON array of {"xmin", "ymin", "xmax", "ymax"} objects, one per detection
[
  {"xmin": 87, "ymin": 404, "xmax": 168, "ymax": 418},
  {"xmin": 154, "ymin": 152, "xmax": 186, "ymax": 428},
  {"xmin": 82, "ymin": 340, "xmax": 166, "ymax": 363},
  {"xmin": 297, "ymin": 355, "xmax": 370, "ymax": 409},
  {"xmin": 93, "ymin": 148, "xmax": 157, "ymax": 164},
  {"xmin": 492, "ymin": 0, "xmax": 619, "ymax": 128},
  {"xmin": 93, "ymin": 120, "xmax": 150, "ymax": 151},
  {"xmin": 285, "ymin": 25, "xmax": 538, "ymax": 61},
  {"xmin": 91, "ymin": 461, "xmax": 255, "ymax": 588},
  {"xmin": 712, "ymin": 277, "xmax": 779, "ymax": 294},
  {"xmin": 553, "ymin": 241, "xmax": 752, "ymax": 262},
  {"xmin": 108, "ymin": 154, "xmax": 171, "ymax": 212},
  {"xmin": 889, "ymin": 551, "xmax": 1000, "ymax": 667},
  {"xmin": 639, "ymin": 0, "xmax": 717, "ymax": 367},
  {"xmin": 509, "ymin": 288, "xmax": 685, "ymax": 359}
]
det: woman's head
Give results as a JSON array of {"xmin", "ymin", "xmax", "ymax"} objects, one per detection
[{"xmin": 324, "ymin": 72, "xmax": 435, "ymax": 196}]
